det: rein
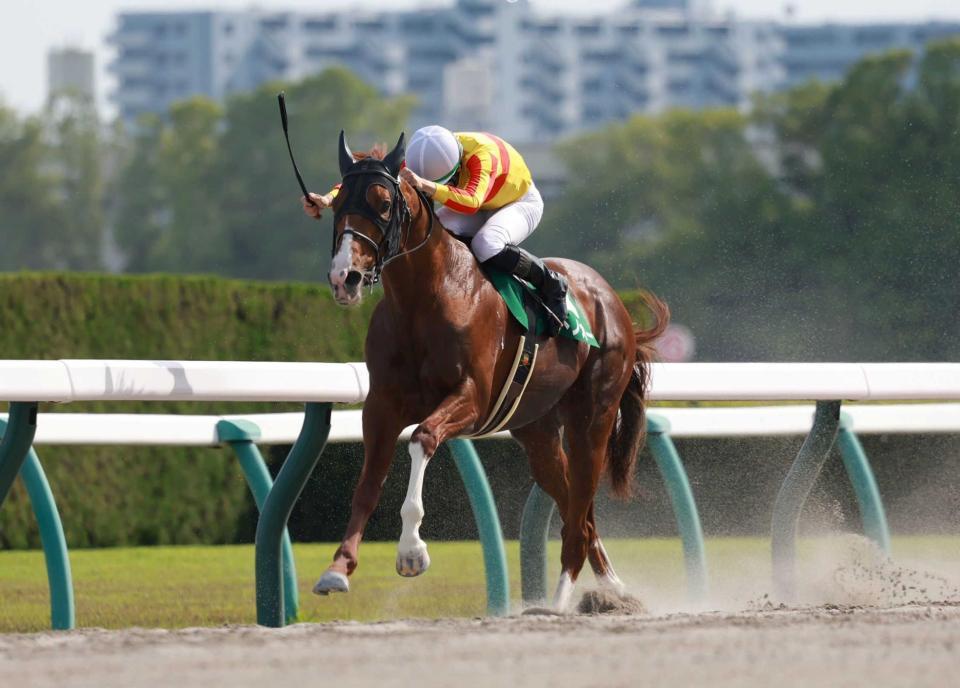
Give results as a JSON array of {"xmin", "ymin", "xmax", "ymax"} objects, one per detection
[{"xmin": 333, "ymin": 163, "xmax": 434, "ymax": 285}]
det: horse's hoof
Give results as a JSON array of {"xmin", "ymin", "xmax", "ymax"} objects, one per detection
[
  {"xmin": 312, "ymin": 570, "xmax": 350, "ymax": 595},
  {"xmin": 396, "ymin": 545, "xmax": 431, "ymax": 577}
]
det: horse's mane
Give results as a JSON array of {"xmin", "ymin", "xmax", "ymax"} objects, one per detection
[{"xmin": 351, "ymin": 143, "xmax": 387, "ymax": 161}]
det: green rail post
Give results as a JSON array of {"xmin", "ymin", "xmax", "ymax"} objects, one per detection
[
  {"xmin": 0, "ymin": 402, "xmax": 39, "ymax": 505},
  {"xmin": 1, "ymin": 414, "xmax": 75, "ymax": 630},
  {"xmin": 447, "ymin": 438, "xmax": 510, "ymax": 616},
  {"xmin": 519, "ymin": 484, "xmax": 554, "ymax": 606},
  {"xmin": 21, "ymin": 448, "xmax": 75, "ymax": 630},
  {"xmin": 646, "ymin": 413, "xmax": 708, "ymax": 600},
  {"xmin": 771, "ymin": 400, "xmax": 842, "ymax": 599},
  {"xmin": 217, "ymin": 420, "xmax": 299, "ymax": 625},
  {"xmin": 518, "ymin": 415, "xmax": 708, "ymax": 606},
  {"xmin": 837, "ymin": 413, "xmax": 891, "ymax": 554},
  {"xmin": 255, "ymin": 402, "xmax": 331, "ymax": 627}
]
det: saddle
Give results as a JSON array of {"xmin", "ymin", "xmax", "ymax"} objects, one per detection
[{"xmin": 463, "ymin": 265, "xmax": 599, "ymax": 438}]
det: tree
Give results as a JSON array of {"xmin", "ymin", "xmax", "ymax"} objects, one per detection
[
  {"xmin": 535, "ymin": 39, "xmax": 960, "ymax": 361},
  {"xmin": 215, "ymin": 68, "xmax": 414, "ymax": 280},
  {"xmin": 110, "ymin": 67, "xmax": 414, "ymax": 280},
  {"xmin": 115, "ymin": 98, "xmax": 225, "ymax": 273},
  {"xmin": 0, "ymin": 103, "xmax": 66, "ymax": 270},
  {"xmin": 44, "ymin": 91, "xmax": 106, "ymax": 270}
]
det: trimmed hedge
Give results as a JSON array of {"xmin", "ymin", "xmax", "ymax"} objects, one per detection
[
  {"xmin": 0, "ymin": 273, "xmax": 657, "ymax": 549},
  {"xmin": 0, "ymin": 273, "xmax": 376, "ymax": 548},
  {"xmin": 4, "ymin": 274, "xmax": 955, "ymax": 550}
]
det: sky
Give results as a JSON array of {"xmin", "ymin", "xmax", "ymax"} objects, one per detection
[{"xmin": 3, "ymin": 0, "xmax": 960, "ymax": 116}]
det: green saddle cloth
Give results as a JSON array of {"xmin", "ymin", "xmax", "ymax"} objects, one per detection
[{"xmin": 483, "ymin": 267, "xmax": 599, "ymax": 348}]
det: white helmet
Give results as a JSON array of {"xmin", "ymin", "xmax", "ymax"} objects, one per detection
[{"xmin": 407, "ymin": 125, "xmax": 462, "ymax": 184}]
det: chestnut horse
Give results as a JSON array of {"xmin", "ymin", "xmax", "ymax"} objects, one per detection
[{"xmin": 312, "ymin": 133, "xmax": 668, "ymax": 610}]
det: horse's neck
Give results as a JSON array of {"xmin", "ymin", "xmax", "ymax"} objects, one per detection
[{"xmin": 380, "ymin": 204, "xmax": 477, "ymax": 313}]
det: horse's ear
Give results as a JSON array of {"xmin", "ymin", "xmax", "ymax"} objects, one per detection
[
  {"xmin": 338, "ymin": 130, "xmax": 355, "ymax": 176},
  {"xmin": 383, "ymin": 132, "xmax": 405, "ymax": 178}
]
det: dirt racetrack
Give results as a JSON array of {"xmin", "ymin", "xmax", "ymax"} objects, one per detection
[{"xmin": 2, "ymin": 604, "xmax": 959, "ymax": 688}]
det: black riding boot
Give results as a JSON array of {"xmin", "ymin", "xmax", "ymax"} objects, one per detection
[{"xmin": 483, "ymin": 245, "xmax": 568, "ymax": 337}]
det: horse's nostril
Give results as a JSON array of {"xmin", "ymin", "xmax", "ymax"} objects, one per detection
[{"xmin": 345, "ymin": 271, "xmax": 363, "ymax": 288}]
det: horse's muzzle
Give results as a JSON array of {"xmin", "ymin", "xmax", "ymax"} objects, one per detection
[{"xmin": 329, "ymin": 269, "xmax": 363, "ymax": 306}]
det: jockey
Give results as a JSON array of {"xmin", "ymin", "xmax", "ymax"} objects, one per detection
[{"xmin": 304, "ymin": 126, "xmax": 568, "ymax": 336}]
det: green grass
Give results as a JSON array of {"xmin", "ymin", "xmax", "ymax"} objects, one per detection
[{"xmin": 2, "ymin": 536, "xmax": 959, "ymax": 633}]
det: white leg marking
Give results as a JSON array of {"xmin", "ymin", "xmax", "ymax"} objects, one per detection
[
  {"xmin": 397, "ymin": 440, "xmax": 431, "ymax": 577},
  {"xmin": 597, "ymin": 573, "xmax": 626, "ymax": 595},
  {"xmin": 594, "ymin": 539, "xmax": 626, "ymax": 595},
  {"xmin": 553, "ymin": 571, "xmax": 576, "ymax": 611}
]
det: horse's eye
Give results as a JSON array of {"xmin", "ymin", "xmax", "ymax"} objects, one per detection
[{"xmin": 379, "ymin": 200, "xmax": 392, "ymax": 214}]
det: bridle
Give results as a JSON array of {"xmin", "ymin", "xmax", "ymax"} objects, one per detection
[
  {"xmin": 274, "ymin": 101, "xmax": 427, "ymax": 286},
  {"xmin": 332, "ymin": 158, "xmax": 434, "ymax": 285}
]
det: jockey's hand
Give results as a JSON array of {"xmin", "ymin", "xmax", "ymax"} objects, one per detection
[
  {"xmin": 400, "ymin": 167, "xmax": 437, "ymax": 197},
  {"xmin": 302, "ymin": 192, "xmax": 333, "ymax": 219},
  {"xmin": 399, "ymin": 167, "xmax": 423, "ymax": 191}
]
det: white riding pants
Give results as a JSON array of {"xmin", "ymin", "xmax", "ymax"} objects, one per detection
[{"xmin": 436, "ymin": 183, "xmax": 544, "ymax": 263}]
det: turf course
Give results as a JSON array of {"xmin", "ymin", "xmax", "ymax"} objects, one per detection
[{"xmin": 1, "ymin": 536, "xmax": 958, "ymax": 633}]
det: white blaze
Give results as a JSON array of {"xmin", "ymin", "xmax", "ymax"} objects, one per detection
[{"xmin": 329, "ymin": 232, "xmax": 354, "ymax": 288}]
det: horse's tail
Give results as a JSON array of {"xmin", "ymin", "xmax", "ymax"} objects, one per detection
[{"xmin": 607, "ymin": 291, "xmax": 670, "ymax": 498}]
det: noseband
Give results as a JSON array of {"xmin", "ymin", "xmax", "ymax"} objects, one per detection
[{"xmin": 332, "ymin": 159, "xmax": 433, "ymax": 285}]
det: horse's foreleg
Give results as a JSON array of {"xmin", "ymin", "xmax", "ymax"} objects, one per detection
[
  {"xmin": 397, "ymin": 383, "xmax": 480, "ymax": 578},
  {"xmin": 313, "ymin": 394, "xmax": 403, "ymax": 595}
]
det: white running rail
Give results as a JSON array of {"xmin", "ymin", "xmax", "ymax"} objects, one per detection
[
  {"xmin": 2, "ymin": 360, "xmax": 960, "ymax": 403},
  {"xmin": 2, "ymin": 404, "xmax": 959, "ymax": 447}
]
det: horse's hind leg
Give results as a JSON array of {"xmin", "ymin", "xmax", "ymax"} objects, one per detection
[
  {"xmin": 587, "ymin": 504, "xmax": 626, "ymax": 594},
  {"xmin": 512, "ymin": 411, "xmax": 569, "ymax": 517},
  {"xmin": 553, "ymin": 389, "xmax": 623, "ymax": 610},
  {"xmin": 513, "ymin": 415, "xmax": 625, "ymax": 601}
]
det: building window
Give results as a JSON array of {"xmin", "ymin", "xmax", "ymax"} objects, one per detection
[
  {"xmin": 657, "ymin": 24, "xmax": 690, "ymax": 38},
  {"xmin": 582, "ymin": 78, "xmax": 604, "ymax": 94},
  {"xmin": 668, "ymin": 50, "xmax": 704, "ymax": 64},
  {"xmin": 461, "ymin": 4, "xmax": 495, "ymax": 17},
  {"xmin": 261, "ymin": 17, "xmax": 288, "ymax": 31},
  {"xmin": 785, "ymin": 30, "xmax": 837, "ymax": 47},
  {"xmin": 855, "ymin": 29, "xmax": 895, "ymax": 46},
  {"xmin": 355, "ymin": 20, "xmax": 386, "ymax": 32},
  {"xmin": 583, "ymin": 105, "xmax": 606, "ymax": 122},
  {"xmin": 582, "ymin": 49, "xmax": 618, "ymax": 62},
  {"xmin": 304, "ymin": 18, "xmax": 336, "ymax": 31},
  {"xmin": 408, "ymin": 76, "xmax": 434, "ymax": 91},
  {"xmin": 401, "ymin": 16, "xmax": 434, "ymax": 33}
]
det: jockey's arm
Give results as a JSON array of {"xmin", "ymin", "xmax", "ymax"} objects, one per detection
[{"xmin": 423, "ymin": 150, "xmax": 493, "ymax": 214}]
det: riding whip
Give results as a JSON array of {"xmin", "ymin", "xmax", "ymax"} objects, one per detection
[{"xmin": 277, "ymin": 91, "xmax": 315, "ymax": 206}]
